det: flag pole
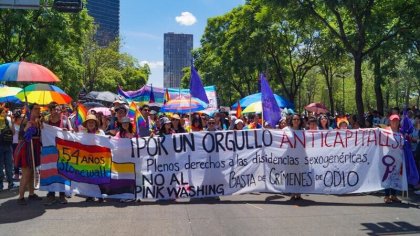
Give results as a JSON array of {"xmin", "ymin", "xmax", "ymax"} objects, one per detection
[{"xmin": 24, "ymin": 88, "xmax": 38, "ymax": 189}]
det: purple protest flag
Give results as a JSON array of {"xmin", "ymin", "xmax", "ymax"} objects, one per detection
[
  {"xmin": 149, "ymin": 84, "xmax": 155, "ymax": 103},
  {"xmin": 400, "ymin": 109, "xmax": 419, "ymax": 185},
  {"xmin": 190, "ymin": 66, "xmax": 209, "ymax": 104},
  {"xmin": 260, "ymin": 74, "xmax": 281, "ymax": 128}
]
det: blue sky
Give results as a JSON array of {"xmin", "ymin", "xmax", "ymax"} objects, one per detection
[{"xmin": 120, "ymin": 0, "xmax": 245, "ymax": 88}]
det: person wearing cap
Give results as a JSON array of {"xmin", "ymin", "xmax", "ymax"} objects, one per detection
[
  {"xmin": 171, "ymin": 114, "xmax": 186, "ymax": 133},
  {"xmin": 115, "ymin": 117, "xmax": 134, "ymax": 139},
  {"xmin": 383, "ymin": 114, "xmax": 402, "ymax": 204},
  {"xmin": 233, "ymin": 119, "xmax": 244, "ymax": 130},
  {"xmin": 109, "ymin": 105, "xmax": 128, "ymax": 136},
  {"xmin": 149, "ymin": 110, "xmax": 158, "ymax": 134},
  {"xmin": 158, "ymin": 117, "xmax": 174, "ymax": 136}
]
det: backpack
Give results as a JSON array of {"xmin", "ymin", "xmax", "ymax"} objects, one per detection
[{"xmin": 0, "ymin": 120, "xmax": 13, "ymax": 144}]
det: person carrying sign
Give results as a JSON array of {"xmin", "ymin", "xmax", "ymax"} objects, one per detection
[{"xmin": 14, "ymin": 104, "xmax": 43, "ymax": 205}]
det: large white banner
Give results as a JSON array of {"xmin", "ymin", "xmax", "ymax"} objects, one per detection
[{"xmin": 40, "ymin": 125, "xmax": 407, "ymax": 199}]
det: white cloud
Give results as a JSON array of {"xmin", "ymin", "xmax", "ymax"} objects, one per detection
[
  {"xmin": 175, "ymin": 12, "xmax": 197, "ymax": 26},
  {"xmin": 140, "ymin": 60, "xmax": 163, "ymax": 69}
]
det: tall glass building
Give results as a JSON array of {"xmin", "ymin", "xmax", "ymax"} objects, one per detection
[
  {"xmin": 164, "ymin": 33, "xmax": 193, "ymax": 88},
  {"xmin": 86, "ymin": 0, "xmax": 120, "ymax": 46}
]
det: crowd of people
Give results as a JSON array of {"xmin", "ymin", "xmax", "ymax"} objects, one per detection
[{"xmin": 0, "ymin": 100, "xmax": 419, "ymax": 205}]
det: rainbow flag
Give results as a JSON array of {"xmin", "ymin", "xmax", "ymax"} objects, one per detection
[
  {"xmin": 127, "ymin": 101, "xmax": 137, "ymax": 119},
  {"xmin": 135, "ymin": 109, "xmax": 147, "ymax": 135},
  {"xmin": 76, "ymin": 103, "xmax": 87, "ymax": 126},
  {"xmin": 236, "ymin": 101, "xmax": 242, "ymax": 118},
  {"xmin": 164, "ymin": 88, "xmax": 170, "ymax": 104},
  {"xmin": 56, "ymin": 137, "xmax": 112, "ymax": 184}
]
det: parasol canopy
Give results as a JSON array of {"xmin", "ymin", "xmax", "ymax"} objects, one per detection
[
  {"xmin": 16, "ymin": 83, "xmax": 71, "ymax": 105},
  {"xmin": 0, "ymin": 61, "xmax": 60, "ymax": 82},
  {"xmin": 160, "ymin": 95, "xmax": 208, "ymax": 114}
]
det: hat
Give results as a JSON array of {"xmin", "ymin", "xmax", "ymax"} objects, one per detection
[
  {"xmin": 150, "ymin": 110, "xmax": 157, "ymax": 115},
  {"xmin": 337, "ymin": 117, "xmax": 349, "ymax": 126},
  {"xmin": 171, "ymin": 114, "xmax": 181, "ymax": 120},
  {"xmin": 234, "ymin": 119, "xmax": 244, "ymax": 125},
  {"xmin": 83, "ymin": 114, "xmax": 99, "ymax": 127},
  {"xmin": 389, "ymin": 114, "xmax": 400, "ymax": 121},
  {"xmin": 160, "ymin": 117, "xmax": 171, "ymax": 124},
  {"xmin": 115, "ymin": 105, "xmax": 128, "ymax": 112},
  {"xmin": 113, "ymin": 99, "xmax": 127, "ymax": 105},
  {"xmin": 121, "ymin": 117, "xmax": 131, "ymax": 123}
]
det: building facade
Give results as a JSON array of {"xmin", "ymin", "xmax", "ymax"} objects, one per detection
[
  {"xmin": 86, "ymin": 0, "xmax": 120, "ymax": 46},
  {"xmin": 164, "ymin": 33, "xmax": 193, "ymax": 88}
]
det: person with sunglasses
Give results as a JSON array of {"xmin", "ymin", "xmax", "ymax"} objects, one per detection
[
  {"xmin": 171, "ymin": 114, "xmax": 186, "ymax": 133},
  {"xmin": 318, "ymin": 114, "xmax": 332, "ymax": 130},
  {"xmin": 138, "ymin": 105, "xmax": 152, "ymax": 137},
  {"xmin": 205, "ymin": 117, "xmax": 218, "ymax": 131}
]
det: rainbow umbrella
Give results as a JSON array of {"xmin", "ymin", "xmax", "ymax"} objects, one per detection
[
  {"xmin": 160, "ymin": 95, "xmax": 207, "ymax": 114},
  {"xmin": 16, "ymin": 84, "xmax": 72, "ymax": 105},
  {"xmin": 0, "ymin": 86, "xmax": 22, "ymax": 103},
  {"xmin": 0, "ymin": 62, "xmax": 60, "ymax": 82},
  {"xmin": 242, "ymin": 101, "xmax": 263, "ymax": 114}
]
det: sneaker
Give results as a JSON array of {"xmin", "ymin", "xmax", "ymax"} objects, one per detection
[
  {"xmin": 59, "ymin": 195, "xmax": 68, "ymax": 204},
  {"xmin": 28, "ymin": 194, "xmax": 42, "ymax": 201},
  {"xmin": 44, "ymin": 195, "xmax": 56, "ymax": 206},
  {"xmin": 17, "ymin": 198, "xmax": 27, "ymax": 205}
]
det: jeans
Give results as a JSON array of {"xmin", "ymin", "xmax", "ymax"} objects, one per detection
[{"xmin": 0, "ymin": 144, "xmax": 13, "ymax": 189}]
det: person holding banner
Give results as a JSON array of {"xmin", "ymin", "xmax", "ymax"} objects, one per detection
[
  {"xmin": 44, "ymin": 102, "xmax": 68, "ymax": 205},
  {"xmin": 158, "ymin": 117, "xmax": 174, "ymax": 136},
  {"xmin": 171, "ymin": 114, "xmax": 186, "ymax": 133},
  {"xmin": 233, "ymin": 119, "xmax": 244, "ymax": 130},
  {"xmin": 308, "ymin": 117, "xmax": 318, "ymax": 130},
  {"xmin": 138, "ymin": 105, "xmax": 151, "ymax": 137},
  {"xmin": 80, "ymin": 114, "xmax": 105, "ymax": 202},
  {"xmin": 14, "ymin": 103, "xmax": 43, "ymax": 205},
  {"xmin": 384, "ymin": 114, "xmax": 402, "ymax": 203},
  {"xmin": 337, "ymin": 117, "xmax": 349, "ymax": 130},
  {"xmin": 286, "ymin": 114, "xmax": 304, "ymax": 200},
  {"xmin": 318, "ymin": 115, "xmax": 332, "ymax": 130},
  {"xmin": 115, "ymin": 117, "xmax": 134, "ymax": 139}
]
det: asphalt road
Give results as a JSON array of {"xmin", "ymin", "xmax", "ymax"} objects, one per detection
[{"xmin": 1, "ymin": 185, "xmax": 419, "ymax": 236}]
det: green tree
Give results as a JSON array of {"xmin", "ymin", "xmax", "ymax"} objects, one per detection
[{"xmin": 264, "ymin": 0, "xmax": 420, "ymax": 125}]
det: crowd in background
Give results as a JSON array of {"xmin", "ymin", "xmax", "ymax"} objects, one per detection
[{"xmin": 1, "ymin": 100, "xmax": 419, "ymax": 205}]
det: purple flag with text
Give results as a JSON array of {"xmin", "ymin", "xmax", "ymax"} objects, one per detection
[
  {"xmin": 261, "ymin": 74, "xmax": 281, "ymax": 128},
  {"xmin": 190, "ymin": 66, "xmax": 209, "ymax": 104}
]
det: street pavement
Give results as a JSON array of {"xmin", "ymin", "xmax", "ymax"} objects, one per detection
[{"xmin": 0, "ymin": 183, "xmax": 419, "ymax": 236}]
